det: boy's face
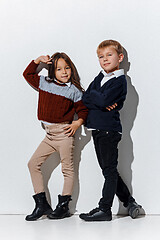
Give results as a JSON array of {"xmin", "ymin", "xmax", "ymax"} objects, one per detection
[{"xmin": 97, "ymin": 46, "xmax": 124, "ymax": 73}]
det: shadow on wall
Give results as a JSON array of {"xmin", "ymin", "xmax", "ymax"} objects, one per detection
[
  {"xmin": 70, "ymin": 126, "xmax": 91, "ymax": 213},
  {"xmin": 36, "ymin": 62, "xmax": 91, "ymax": 213},
  {"xmin": 117, "ymin": 48, "xmax": 139, "ymax": 214}
]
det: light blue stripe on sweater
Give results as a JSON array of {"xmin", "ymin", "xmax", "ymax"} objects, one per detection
[{"xmin": 39, "ymin": 76, "xmax": 82, "ymax": 103}]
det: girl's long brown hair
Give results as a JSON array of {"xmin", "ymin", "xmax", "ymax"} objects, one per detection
[{"xmin": 46, "ymin": 52, "xmax": 84, "ymax": 92}]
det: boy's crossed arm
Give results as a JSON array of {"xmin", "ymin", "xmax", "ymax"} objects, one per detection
[
  {"xmin": 83, "ymin": 79, "xmax": 126, "ymax": 111},
  {"xmin": 106, "ymin": 103, "xmax": 117, "ymax": 111},
  {"xmin": 89, "ymin": 80, "xmax": 126, "ymax": 110}
]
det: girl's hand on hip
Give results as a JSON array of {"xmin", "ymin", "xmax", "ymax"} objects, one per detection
[
  {"xmin": 34, "ymin": 55, "xmax": 52, "ymax": 65},
  {"xmin": 64, "ymin": 119, "xmax": 84, "ymax": 137}
]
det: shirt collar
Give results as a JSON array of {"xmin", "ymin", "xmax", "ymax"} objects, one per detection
[
  {"xmin": 65, "ymin": 82, "xmax": 71, "ymax": 87},
  {"xmin": 102, "ymin": 69, "xmax": 124, "ymax": 78},
  {"xmin": 54, "ymin": 79, "xmax": 71, "ymax": 87}
]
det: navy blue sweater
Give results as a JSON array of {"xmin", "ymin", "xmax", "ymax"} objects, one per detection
[{"xmin": 82, "ymin": 71, "xmax": 127, "ymax": 132}]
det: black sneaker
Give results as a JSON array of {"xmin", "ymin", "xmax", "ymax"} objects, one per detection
[
  {"xmin": 79, "ymin": 208, "xmax": 112, "ymax": 221},
  {"xmin": 127, "ymin": 201, "xmax": 142, "ymax": 219}
]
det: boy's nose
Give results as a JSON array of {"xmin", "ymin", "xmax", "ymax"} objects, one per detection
[{"xmin": 104, "ymin": 56, "xmax": 108, "ymax": 61}]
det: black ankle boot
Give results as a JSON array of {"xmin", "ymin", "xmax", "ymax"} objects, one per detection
[
  {"xmin": 47, "ymin": 195, "xmax": 72, "ymax": 219},
  {"xmin": 25, "ymin": 192, "xmax": 53, "ymax": 221}
]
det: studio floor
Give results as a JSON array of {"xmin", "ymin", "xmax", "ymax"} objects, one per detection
[{"xmin": 0, "ymin": 214, "xmax": 159, "ymax": 240}]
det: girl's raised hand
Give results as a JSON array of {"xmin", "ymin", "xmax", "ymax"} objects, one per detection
[{"xmin": 34, "ymin": 55, "xmax": 52, "ymax": 65}]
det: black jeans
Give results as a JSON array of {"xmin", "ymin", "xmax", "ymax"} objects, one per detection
[{"xmin": 92, "ymin": 130, "xmax": 135, "ymax": 212}]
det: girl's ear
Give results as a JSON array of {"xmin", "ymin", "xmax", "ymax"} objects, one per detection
[{"xmin": 119, "ymin": 53, "xmax": 124, "ymax": 63}]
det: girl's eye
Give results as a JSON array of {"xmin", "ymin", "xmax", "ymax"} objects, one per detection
[
  {"xmin": 57, "ymin": 68, "xmax": 61, "ymax": 71},
  {"xmin": 108, "ymin": 54, "xmax": 112, "ymax": 56},
  {"xmin": 99, "ymin": 56, "xmax": 103, "ymax": 59},
  {"xmin": 66, "ymin": 66, "xmax": 70, "ymax": 69}
]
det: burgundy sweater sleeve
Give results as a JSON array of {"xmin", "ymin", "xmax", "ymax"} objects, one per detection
[
  {"xmin": 23, "ymin": 60, "xmax": 40, "ymax": 90},
  {"xmin": 74, "ymin": 100, "xmax": 88, "ymax": 123}
]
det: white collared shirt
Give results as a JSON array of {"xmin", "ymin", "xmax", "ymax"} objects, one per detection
[
  {"xmin": 101, "ymin": 69, "xmax": 124, "ymax": 87},
  {"xmin": 54, "ymin": 78, "xmax": 71, "ymax": 87}
]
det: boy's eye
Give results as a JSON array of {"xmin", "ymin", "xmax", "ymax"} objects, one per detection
[
  {"xmin": 99, "ymin": 56, "xmax": 103, "ymax": 59},
  {"xmin": 108, "ymin": 54, "xmax": 112, "ymax": 56}
]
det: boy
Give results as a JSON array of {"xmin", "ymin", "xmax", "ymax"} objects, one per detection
[{"xmin": 79, "ymin": 40, "xmax": 142, "ymax": 221}]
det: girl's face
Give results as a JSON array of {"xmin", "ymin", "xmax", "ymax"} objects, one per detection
[{"xmin": 55, "ymin": 58, "xmax": 71, "ymax": 83}]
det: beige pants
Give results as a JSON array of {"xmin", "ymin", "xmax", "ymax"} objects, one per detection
[{"xmin": 28, "ymin": 123, "xmax": 74, "ymax": 195}]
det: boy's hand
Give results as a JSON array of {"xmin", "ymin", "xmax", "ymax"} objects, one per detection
[
  {"xmin": 106, "ymin": 103, "xmax": 117, "ymax": 111},
  {"xmin": 34, "ymin": 55, "xmax": 52, "ymax": 65},
  {"xmin": 64, "ymin": 119, "xmax": 84, "ymax": 137}
]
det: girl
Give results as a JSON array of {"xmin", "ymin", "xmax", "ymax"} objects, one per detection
[{"xmin": 23, "ymin": 53, "xmax": 88, "ymax": 221}]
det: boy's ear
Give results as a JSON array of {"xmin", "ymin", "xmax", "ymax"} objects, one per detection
[{"xmin": 119, "ymin": 53, "xmax": 124, "ymax": 63}]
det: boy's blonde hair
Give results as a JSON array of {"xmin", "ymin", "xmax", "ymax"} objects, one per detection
[{"xmin": 97, "ymin": 40, "xmax": 123, "ymax": 55}]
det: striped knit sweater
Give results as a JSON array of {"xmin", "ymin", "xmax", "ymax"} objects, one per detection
[{"xmin": 23, "ymin": 60, "xmax": 88, "ymax": 123}]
